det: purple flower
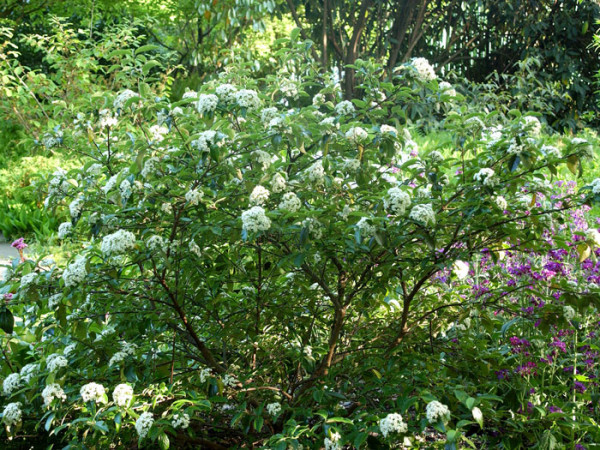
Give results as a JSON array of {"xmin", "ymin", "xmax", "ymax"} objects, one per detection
[
  {"xmin": 574, "ymin": 381, "xmax": 586, "ymax": 393},
  {"xmin": 548, "ymin": 406, "xmax": 563, "ymax": 413},
  {"xmin": 11, "ymin": 238, "xmax": 27, "ymax": 250}
]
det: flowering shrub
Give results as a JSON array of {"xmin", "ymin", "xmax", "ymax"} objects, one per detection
[{"xmin": 0, "ymin": 36, "xmax": 598, "ymax": 448}]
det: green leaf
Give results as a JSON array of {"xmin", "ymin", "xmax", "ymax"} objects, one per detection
[
  {"xmin": 0, "ymin": 308, "xmax": 14, "ymax": 334},
  {"xmin": 157, "ymin": 432, "xmax": 170, "ymax": 450},
  {"xmin": 135, "ymin": 44, "xmax": 161, "ymax": 55},
  {"xmin": 45, "ymin": 412, "xmax": 55, "ymax": 432},
  {"xmin": 142, "ymin": 60, "xmax": 161, "ymax": 76}
]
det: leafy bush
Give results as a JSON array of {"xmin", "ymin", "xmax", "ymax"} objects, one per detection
[{"xmin": 0, "ymin": 36, "xmax": 598, "ymax": 448}]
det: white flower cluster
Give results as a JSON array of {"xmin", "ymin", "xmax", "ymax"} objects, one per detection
[
  {"xmin": 523, "ymin": 116, "xmax": 542, "ymax": 135},
  {"xmin": 102, "ymin": 174, "xmax": 118, "ymax": 194},
  {"xmin": 64, "ymin": 343, "xmax": 77, "ymax": 356},
  {"xmin": 357, "ymin": 217, "xmax": 376, "ymax": 239},
  {"xmin": 47, "ymin": 169, "xmax": 70, "ymax": 199},
  {"xmin": 136, "ymin": 411, "xmax": 154, "ymax": 438},
  {"xmin": 185, "ymin": 188, "xmax": 204, "ymax": 206},
  {"xmin": 439, "ymin": 81, "xmax": 457, "ymax": 97},
  {"xmin": 215, "ymin": 84, "xmax": 237, "ymax": 103},
  {"xmin": 541, "ymin": 145, "xmax": 561, "ymax": 159},
  {"xmin": 146, "ymin": 235, "xmax": 166, "ymax": 252},
  {"xmin": 249, "ymin": 185, "xmax": 270, "ymax": 206},
  {"xmin": 235, "ymin": 89, "xmax": 261, "ymax": 110},
  {"xmin": 112, "ymin": 383, "xmax": 134, "ymax": 407},
  {"xmin": 563, "ymin": 305, "xmax": 576, "ymax": 321},
  {"xmin": 199, "ymin": 368, "xmax": 213, "ymax": 383},
  {"xmin": 345, "ymin": 127, "xmax": 368, "ymax": 143},
  {"xmin": 426, "ymin": 400, "xmax": 451, "ymax": 424},
  {"xmin": 319, "ymin": 117, "xmax": 339, "ymax": 134},
  {"xmin": 409, "ymin": 204, "xmax": 436, "ymax": 227},
  {"xmin": 3, "ymin": 373, "xmax": 20, "ymax": 395},
  {"xmin": 334, "ymin": 100, "xmax": 355, "ymax": 116},
  {"xmin": 313, "ymin": 93, "xmax": 326, "ymax": 105},
  {"xmin": 253, "ymin": 150, "xmax": 272, "ymax": 170},
  {"xmin": 42, "ymin": 383, "xmax": 66, "ymax": 407},
  {"xmin": 80, "ymin": 382, "xmax": 106, "ymax": 403},
  {"xmin": 46, "ymin": 353, "xmax": 68, "ymax": 372},
  {"xmin": 141, "ymin": 157, "xmax": 160, "ymax": 179},
  {"xmin": 380, "ymin": 124, "xmax": 397, "ymax": 135},
  {"xmin": 585, "ymin": 228, "xmax": 600, "ymax": 247},
  {"xmin": 385, "ymin": 187, "xmax": 411, "ymax": 215},
  {"xmin": 20, "ymin": 363, "xmax": 39, "ymax": 384},
  {"xmin": 171, "ymin": 412, "xmax": 190, "ymax": 429},
  {"xmin": 222, "ymin": 374, "xmax": 238, "ymax": 387},
  {"xmin": 302, "ymin": 217, "xmax": 323, "ymax": 239},
  {"xmin": 197, "ymin": 94, "xmax": 218, "ymax": 114},
  {"xmin": 271, "ymin": 173, "xmax": 286, "ymax": 193},
  {"xmin": 113, "ymin": 89, "xmax": 138, "ymax": 110},
  {"xmin": 99, "ymin": 109, "xmax": 118, "ymax": 128},
  {"xmin": 109, "ymin": 342, "xmax": 138, "ymax": 366},
  {"xmin": 69, "ymin": 197, "xmax": 84, "ymax": 218},
  {"xmin": 120, "ymin": 179, "xmax": 133, "ymax": 200},
  {"xmin": 494, "ymin": 196, "xmax": 508, "ymax": 210},
  {"xmin": 305, "ymin": 161, "xmax": 325, "ymax": 185},
  {"xmin": 101, "ymin": 229, "xmax": 136, "ymax": 255},
  {"xmin": 2, "ymin": 402, "xmax": 22, "ymax": 427},
  {"xmin": 280, "ymin": 79, "xmax": 298, "ymax": 99},
  {"xmin": 242, "ymin": 206, "xmax": 271, "ymax": 233},
  {"xmin": 261, "ymin": 107, "xmax": 279, "ymax": 124},
  {"xmin": 379, "ymin": 412, "xmax": 408, "ymax": 438},
  {"xmin": 571, "ymin": 137, "xmax": 593, "ymax": 158},
  {"xmin": 474, "ymin": 168, "xmax": 498, "ymax": 187},
  {"xmin": 182, "ymin": 90, "xmax": 198, "ymax": 100},
  {"xmin": 266, "ymin": 402, "xmax": 282, "ymax": 417},
  {"xmin": 324, "ymin": 431, "xmax": 342, "ymax": 450},
  {"xmin": 589, "ymin": 178, "xmax": 600, "ymax": 195},
  {"xmin": 191, "ymin": 130, "xmax": 220, "ymax": 152},
  {"xmin": 63, "ymin": 256, "xmax": 87, "ymax": 287},
  {"xmin": 279, "ymin": 192, "xmax": 301, "ymax": 212},
  {"xmin": 410, "ymin": 57, "xmax": 436, "ymax": 81}
]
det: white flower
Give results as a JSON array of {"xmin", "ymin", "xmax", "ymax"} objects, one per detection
[
  {"xmin": 141, "ymin": 157, "xmax": 160, "ymax": 179},
  {"xmin": 114, "ymin": 89, "xmax": 138, "ymax": 110},
  {"xmin": 474, "ymin": 168, "xmax": 498, "ymax": 187},
  {"xmin": 42, "ymin": 383, "xmax": 66, "ymax": 407},
  {"xmin": 3, "ymin": 373, "xmax": 20, "ymax": 396},
  {"xmin": 242, "ymin": 206, "xmax": 271, "ymax": 233},
  {"xmin": 494, "ymin": 196, "xmax": 508, "ymax": 210},
  {"xmin": 586, "ymin": 228, "xmax": 600, "ymax": 247},
  {"xmin": 465, "ymin": 117, "xmax": 484, "ymax": 128},
  {"xmin": 112, "ymin": 383, "xmax": 134, "ymax": 407},
  {"xmin": 235, "ymin": 89, "xmax": 261, "ymax": 110},
  {"xmin": 99, "ymin": 110, "xmax": 118, "ymax": 128},
  {"xmin": 222, "ymin": 374, "xmax": 238, "ymax": 387},
  {"xmin": 313, "ymin": 93, "xmax": 326, "ymax": 105},
  {"xmin": 191, "ymin": 130, "xmax": 220, "ymax": 152},
  {"xmin": 280, "ymin": 79, "xmax": 299, "ymax": 98},
  {"xmin": 523, "ymin": 116, "xmax": 542, "ymax": 136},
  {"xmin": 379, "ymin": 412, "xmax": 408, "ymax": 438},
  {"xmin": 253, "ymin": 150, "xmax": 272, "ymax": 170},
  {"xmin": 162, "ymin": 202, "xmax": 173, "ymax": 214},
  {"xmin": 63, "ymin": 256, "xmax": 87, "ymax": 287},
  {"xmin": 20, "ymin": 363, "xmax": 39, "ymax": 384},
  {"xmin": 305, "ymin": 161, "xmax": 325, "ymax": 185},
  {"xmin": 335, "ymin": 100, "xmax": 355, "ymax": 115},
  {"xmin": 345, "ymin": 127, "xmax": 368, "ymax": 143},
  {"xmin": 261, "ymin": 107, "xmax": 279, "ymax": 124},
  {"xmin": 324, "ymin": 431, "xmax": 342, "ymax": 450},
  {"xmin": 172, "ymin": 413, "xmax": 190, "ymax": 429},
  {"xmin": 385, "ymin": 187, "xmax": 411, "ymax": 215},
  {"xmin": 589, "ymin": 179, "xmax": 600, "ymax": 195},
  {"xmin": 136, "ymin": 412, "xmax": 154, "ymax": 439},
  {"xmin": 199, "ymin": 368, "xmax": 212, "ymax": 383},
  {"xmin": 319, "ymin": 117, "xmax": 339, "ymax": 134},
  {"xmin": 147, "ymin": 235, "xmax": 166, "ymax": 252},
  {"xmin": 101, "ymin": 229, "xmax": 136, "ymax": 255},
  {"xmin": 186, "ymin": 188, "xmax": 204, "ymax": 206},
  {"xmin": 46, "ymin": 354, "xmax": 68, "ymax": 372},
  {"xmin": 80, "ymin": 382, "xmax": 106, "ymax": 403},
  {"xmin": 87, "ymin": 163, "xmax": 103, "ymax": 176},
  {"xmin": 101, "ymin": 174, "xmax": 118, "ymax": 194},
  {"xmin": 182, "ymin": 90, "xmax": 199, "ymax": 101},
  {"xmin": 197, "ymin": 94, "xmax": 218, "ymax": 114},
  {"xmin": 249, "ymin": 185, "xmax": 270, "ymax": 206},
  {"xmin": 357, "ymin": 217, "xmax": 376, "ymax": 239},
  {"xmin": 302, "ymin": 217, "xmax": 323, "ymax": 239},
  {"xmin": 563, "ymin": 305, "xmax": 575, "ymax": 321},
  {"xmin": 189, "ymin": 240, "xmax": 202, "ymax": 257},
  {"xmin": 266, "ymin": 402, "xmax": 282, "ymax": 416},
  {"xmin": 541, "ymin": 145, "xmax": 561, "ymax": 158},
  {"xmin": 120, "ymin": 179, "xmax": 132, "ymax": 200},
  {"xmin": 215, "ymin": 84, "xmax": 237, "ymax": 103},
  {"xmin": 20, "ymin": 272, "xmax": 37, "ymax": 288},
  {"xmin": 2, "ymin": 402, "xmax": 22, "ymax": 427},
  {"xmin": 571, "ymin": 137, "xmax": 593, "ymax": 158},
  {"xmin": 439, "ymin": 81, "xmax": 457, "ymax": 97},
  {"xmin": 69, "ymin": 198, "xmax": 84, "ymax": 218},
  {"xmin": 410, "ymin": 57, "xmax": 436, "ymax": 81},
  {"xmin": 279, "ymin": 192, "xmax": 301, "ymax": 212},
  {"xmin": 271, "ymin": 173, "xmax": 286, "ymax": 193},
  {"xmin": 426, "ymin": 400, "xmax": 451, "ymax": 424},
  {"xmin": 409, "ymin": 204, "xmax": 436, "ymax": 227},
  {"xmin": 453, "ymin": 260, "xmax": 469, "ymax": 280},
  {"xmin": 380, "ymin": 125, "xmax": 397, "ymax": 135},
  {"xmin": 109, "ymin": 342, "xmax": 137, "ymax": 366},
  {"xmin": 64, "ymin": 343, "xmax": 77, "ymax": 356}
]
